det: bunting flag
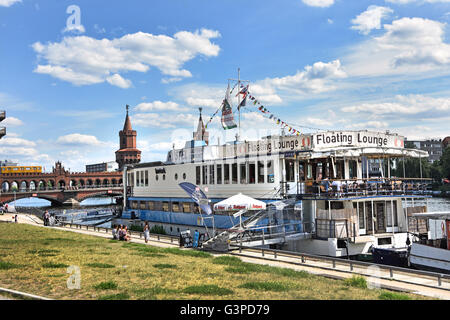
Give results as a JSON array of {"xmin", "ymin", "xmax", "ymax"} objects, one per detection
[
  {"xmin": 248, "ymin": 92, "xmax": 301, "ymax": 136},
  {"xmin": 221, "ymin": 84, "xmax": 237, "ymax": 130}
]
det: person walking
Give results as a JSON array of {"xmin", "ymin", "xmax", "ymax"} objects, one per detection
[{"xmin": 143, "ymin": 222, "xmax": 150, "ymax": 243}]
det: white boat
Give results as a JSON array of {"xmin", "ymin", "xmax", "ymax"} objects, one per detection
[
  {"xmin": 115, "ymin": 74, "xmax": 434, "ymax": 257},
  {"xmin": 408, "ymin": 212, "xmax": 450, "ymax": 273}
]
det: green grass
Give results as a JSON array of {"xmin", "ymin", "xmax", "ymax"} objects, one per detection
[
  {"xmin": 0, "ymin": 223, "xmax": 431, "ymax": 300},
  {"xmin": 85, "ymin": 263, "xmax": 115, "ymax": 269},
  {"xmin": 239, "ymin": 281, "xmax": 292, "ymax": 292},
  {"xmin": 153, "ymin": 264, "xmax": 177, "ymax": 269},
  {"xmin": 98, "ymin": 292, "xmax": 130, "ymax": 300},
  {"xmin": 183, "ymin": 284, "xmax": 234, "ymax": 296},
  {"xmin": 344, "ymin": 276, "xmax": 368, "ymax": 289},
  {"xmin": 379, "ymin": 291, "xmax": 411, "ymax": 300},
  {"xmin": 0, "ymin": 261, "xmax": 21, "ymax": 270},
  {"xmin": 42, "ymin": 262, "xmax": 69, "ymax": 269},
  {"xmin": 94, "ymin": 281, "xmax": 118, "ymax": 290}
]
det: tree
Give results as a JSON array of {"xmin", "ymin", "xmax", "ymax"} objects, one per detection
[{"xmin": 441, "ymin": 146, "xmax": 450, "ymax": 179}]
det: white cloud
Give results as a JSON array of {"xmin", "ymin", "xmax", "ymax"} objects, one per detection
[
  {"xmin": 0, "ymin": 137, "xmax": 36, "ymax": 147},
  {"xmin": 344, "ymin": 17, "xmax": 450, "ymax": 77},
  {"xmin": 2, "ymin": 116, "xmax": 23, "ymax": 126},
  {"xmin": 134, "ymin": 101, "xmax": 188, "ymax": 112},
  {"xmin": 302, "ymin": 0, "xmax": 335, "ymax": 7},
  {"xmin": 351, "ymin": 5, "xmax": 393, "ymax": 35},
  {"xmin": 132, "ymin": 113, "xmax": 198, "ymax": 129},
  {"xmin": 0, "ymin": 0, "xmax": 21, "ymax": 7},
  {"xmin": 32, "ymin": 28, "xmax": 221, "ymax": 87},
  {"xmin": 62, "ymin": 24, "xmax": 85, "ymax": 34},
  {"xmin": 56, "ymin": 134, "xmax": 103, "ymax": 146},
  {"xmin": 106, "ymin": 74, "xmax": 132, "ymax": 89},
  {"xmin": 255, "ymin": 60, "xmax": 346, "ymax": 98}
]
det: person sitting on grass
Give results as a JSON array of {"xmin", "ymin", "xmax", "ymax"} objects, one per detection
[
  {"xmin": 123, "ymin": 226, "xmax": 130, "ymax": 242},
  {"xmin": 112, "ymin": 224, "xmax": 118, "ymax": 240},
  {"xmin": 118, "ymin": 225, "xmax": 125, "ymax": 241}
]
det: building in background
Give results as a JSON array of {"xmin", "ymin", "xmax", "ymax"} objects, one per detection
[
  {"xmin": 443, "ymin": 136, "xmax": 450, "ymax": 149},
  {"xmin": 115, "ymin": 105, "xmax": 141, "ymax": 170},
  {"xmin": 86, "ymin": 161, "xmax": 118, "ymax": 173},
  {"xmin": 406, "ymin": 138, "xmax": 443, "ymax": 163},
  {"xmin": 0, "ymin": 160, "xmax": 18, "ymax": 167}
]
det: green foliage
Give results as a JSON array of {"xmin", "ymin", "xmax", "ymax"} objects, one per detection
[
  {"xmin": 0, "ymin": 261, "xmax": 21, "ymax": 270},
  {"xmin": 379, "ymin": 291, "xmax": 411, "ymax": 300},
  {"xmin": 183, "ymin": 284, "xmax": 234, "ymax": 296},
  {"xmin": 129, "ymin": 225, "xmax": 143, "ymax": 232},
  {"xmin": 344, "ymin": 276, "xmax": 367, "ymax": 289},
  {"xmin": 149, "ymin": 225, "xmax": 166, "ymax": 235},
  {"xmin": 94, "ymin": 281, "xmax": 118, "ymax": 290}
]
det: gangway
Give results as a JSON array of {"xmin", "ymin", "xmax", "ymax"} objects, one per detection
[{"xmin": 202, "ymin": 199, "xmax": 312, "ymax": 252}]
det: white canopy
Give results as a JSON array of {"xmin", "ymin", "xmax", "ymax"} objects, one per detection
[{"xmin": 213, "ymin": 193, "xmax": 266, "ymax": 212}]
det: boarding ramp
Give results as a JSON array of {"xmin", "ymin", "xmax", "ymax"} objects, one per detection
[{"xmin": 202, "ymin": 199, "xmax": 312, "ymax": 252}]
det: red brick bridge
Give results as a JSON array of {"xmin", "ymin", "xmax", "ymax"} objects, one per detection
[{"xmin": 0, "ymin": 162, "xmax": 124, "ymax": 206}]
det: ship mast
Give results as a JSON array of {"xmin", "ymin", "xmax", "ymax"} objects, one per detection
[{"xmin": 228, "ymin": 68, "xmax": 249, "ymax": 141}]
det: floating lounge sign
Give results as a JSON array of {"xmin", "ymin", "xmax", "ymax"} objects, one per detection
[{"xmin": 312, "ymin": 131, "xmax": 405, "ymax": 150}]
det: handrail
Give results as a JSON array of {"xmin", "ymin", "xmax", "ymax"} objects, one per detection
[{"xmin": 231, "ymin": 244, "xmax": 450, "ymax": 287}]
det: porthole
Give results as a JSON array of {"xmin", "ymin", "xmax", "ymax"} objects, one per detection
[
  {"xmin": 156, "ymin": 175, "xmax": 159, "ymax": 181},
  {"xmin": 163, "ymin": 174, "xmax": 166, "ymax": 181},
  {"xmin": 183, "ymin": 173, "xmax": 186, "ymax": 180},
  {"xmin": 175, "ymin": 173, "xmax": 178, "ymax": 180}
]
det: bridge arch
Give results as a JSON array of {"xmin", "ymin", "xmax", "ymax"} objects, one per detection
[
  {"xmin": 79, "ymin": 179, "xmax": 85, "ymax": 187},
  {"xmin": 47, "ymin": 180, "xmax": 55, "ymax": 189},
  {"xmin": 86, "ymin": 179, "xmax": 93, "ymax": 187},
  {"xmin": 11, "ymin": 181, "xmax": 19, "ymax": 192},
  {"xmin": 111, "ymin": 178, "xmax": 117, "ymax": 186},
  {"xmin": 20, "ymin": 181, "xmax": 28, "ymax": 192},
  {"xmin": 2, "ymin": 181, "xmax": 9, "ymax": 192},
  {"xmin": 103, "ymin": 179, "xmax": 110, "ymax": 186},
  {"xmin": 69, "ymin": 179, "xmax": 77, "ymax": 187},
  {"xmin": 38, "ymin": 180, "xmax": 46, "ymax": 190},
  {"xmin": 95, "ymin": 179, "xmax": 101, "ymax": 186},
  {"xmin": 29, "ymin": 181, "xmax": 37, "ymax": 191},
  {"xmin": 58, "ymin": 180, "xmax": 66, "ymax": 188}
]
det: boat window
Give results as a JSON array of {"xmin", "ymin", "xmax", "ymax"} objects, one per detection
[
  {"xmin": 182, "ymin": 202, "xmax": 191, "ymax": 213},
  {"xmin": 140, "ymin": 201, "xmax": 146, "ymax": 210},
  {"xmin": 267, "ymin": 160, "xmax": 274, "ymax": 183},
  {"xmin": 356, "ymin": 202, "xmax": 365, "ymax": 230},
  {"xmin": 298, "ymin": 163, "xmax": 305, "ymax": 181},
  {"xmin": 148, "ymin": 201, "xmax": 155, "ymax": 211},
  {"xmin": 202, "ymin": 165, "xmax": 207, "ymax": 185},
  {"xmin": 131, "ymin": 173, "xmax": 134, "ymax": 186},
  {"xmin": 285, "ymin": 160, "xmax": 295, "ymax": 182},
  {"xmin": 232, "ymin": 163, "xmax": 238, "ymax": 184},
  {"xmin": 325, "ymin": 201, "xmax": 344, "ymax": 210},
  {"xmin": 258, "ymin": 161, "xmax": 264, "ymax": 183},
  {"xmin": 174, "ymin": 173, "xmax": 178, "ymax": 180},
  {"xmin": 209, "ymin": 165, "xmax": 215, "ymax": 184},
  {"xmin": 131, "ymin": 201, "xmax": 138, "ymax": 209},
  {"xmin": 240, "ymin": 163, "xmax": 247, "ymax": 184},
  {"xmin": 136, "ymin": 171, "xmax": 140, "ymax": 187},
  {"xmin": 196, "ymin": 166, "xmax": 201, "ymax": 185},
  {"xmin": 349, "ymin": 160, "xmax": 357, "ymax": 179},
  {"xmin": 172, "ymin": 202, "xmax": 180, "ymax": 212},
  {"xmin": 156, "ymin": 175, "xmax": 159, "ymax": 181},
  {"xmin": 386, "ymin": 201, "xmax": 398, "ymax": 227},
  {"xmin": 224, "ymin": 164, "xmax": 230, "ymax": 184},
  {"xmin": 183, "ymin": 173, "xmax": 186, "ymax": 180},
  {"xmin": 145, "ymin": 171, "xmax": 149, "ymax": 186},
  {"xmin": 162, "ymin": 202, "xmax": 169, "ymax": 212},
  {"xmin": 141, "ymin": 171, "xmax": 145, "ymax": 186},
  {"xmin": 249, "ymin": 162, "xmax": 256, "ymax": 184},
  {"xmin": 217, "ymin": 164, "xmax": 222, "ymax": 184}
]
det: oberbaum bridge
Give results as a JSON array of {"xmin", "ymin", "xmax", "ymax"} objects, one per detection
[{"xmin": 0, "ymin": 107, "xmax": 142, "ymax": 206}]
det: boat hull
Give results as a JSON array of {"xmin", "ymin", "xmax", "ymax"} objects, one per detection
[{"xmin": 409, "ymin": 243, "xmax": 450, "ymax": 274}]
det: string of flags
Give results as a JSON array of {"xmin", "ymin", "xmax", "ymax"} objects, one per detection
[
  {"xmin": 247, "ymin": 91, "xmax": 302, "ymax": 136},
  {"xmin": 205, "ymin": 82, "xmax": 239, "ymax": 129}
]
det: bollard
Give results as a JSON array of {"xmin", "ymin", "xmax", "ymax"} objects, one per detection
[
  {"xmin": 438, "ymin": 275, "xmax": 442, "ymax": 287},
  {"xmin": 390, "ymin": 268, "xmax": 393, "ymax": 278},
  {"xmin": 262, "ymin": 249, "xmax": 265, "ymax": 257},
  {"xmin": 332, "ymin": 260, "xmax": 336, "ymax": 268},
  {"xmin": 350, "ymin": 262, "xmax": 353, "ymax": 271},
  {"xmin": 274, "ymin": 251, "xmax": 277, "ymax": 259}
]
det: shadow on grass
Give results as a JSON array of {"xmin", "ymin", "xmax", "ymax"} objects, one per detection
[
  {"xmin": 98, "ymin": 292, "xmax": 130, "ymax": 300},
  {"xmin": 94, "ymin": 281, "xmax": 118, "ymax": 290},
  {"xmin": 153, "ymin": 264, "xmax": 177, "ymax": 269},
  {"xmin": 0, "ymin": 261, "xmax": 22, "ymax": 270},
  {"xmin": 42, "ymin": 262, "xmax": 69, "ymax": 269},
  {"xmin": 239, "ymin": 281, "xmax": 292, "ymax": 292},
  {"xmin": 86, "ymin": 263, "xmax": 115, "ymax": 269}
]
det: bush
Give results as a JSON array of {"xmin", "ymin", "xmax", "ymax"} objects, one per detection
[
  {"xmin": 150, "ymin": 225, "xmax": 167, "ymax": 235},
  {"xmin": 0, "ymin": 261, "xmax": 20, "ymax": 270},
  {"xmin": 379, "ymin": 291, "xmax": 411, "ymax": 300},
  {"xmin": 239, "ymin": 281, "xmax": 291, "ymax": 292},
  {"xmin": 98, "ymin": 292, "xmax": 130, "ymax": 300},
  {"xmin": 129, "ymin": 225, "xmax": 143, "ymax": 232},
  {"xmin": 86, "ymin": 263, "xmax": 115, "ymax": 269},
  {"xmin": 153, "ymin": 264, "xmax": 177, "ymax": 269},
  {"xmin": 42, "ymin": 262, "xmax": 69, "ymax": 269}
]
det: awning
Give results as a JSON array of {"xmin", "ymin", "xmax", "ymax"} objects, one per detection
[{"xmin": 213, "ymin": 193, "xmax": 267, "ymax": 212}]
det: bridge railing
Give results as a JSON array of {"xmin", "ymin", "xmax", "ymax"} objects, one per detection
[{"xmin": 2, "ymin": 184, "xmax": 123, "ymax": 194}]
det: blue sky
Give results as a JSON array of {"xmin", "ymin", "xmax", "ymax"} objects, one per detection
[{"xmin": 0, "ymin": 0, "xmax": 450, "ymax": 172}]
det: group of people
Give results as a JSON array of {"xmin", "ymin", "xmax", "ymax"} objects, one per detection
[
  {"xmin": 0, "ymin": 204, "xmax": 8, "ymax": 214},
  {"xmin": 112, "ymin": 224, "xmax": 131, "ymax": 241},
  {"xmin": 112, "ymin": 222, "xmax": 150, "ymax": 243}
]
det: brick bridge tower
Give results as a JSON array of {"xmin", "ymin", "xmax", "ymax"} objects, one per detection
[{"xmin": 115, "ymin": 105, "xmax": 141, "ymax": 171}]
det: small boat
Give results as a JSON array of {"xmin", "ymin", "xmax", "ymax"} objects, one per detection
[{"xmin": 408, "ymin": 212, "xmax": 450, "ymax": 273}]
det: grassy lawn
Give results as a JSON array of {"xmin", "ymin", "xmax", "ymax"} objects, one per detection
[{"xmin": 0, "ymin": 223, "xmax": 429, "ymax": 300}]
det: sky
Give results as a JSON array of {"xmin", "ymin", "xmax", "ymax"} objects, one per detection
[{"xmin": 0, "ymin": 0, "xmax": 450, "ymax": 172}]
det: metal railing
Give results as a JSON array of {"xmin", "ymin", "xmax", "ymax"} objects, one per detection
[
  {"xmin": 282, "ymin": 177, "xmax": 433, "ymax": 199},
  {"xmin": 59, "ymin": 222, "xmax": 180, "ymax": 245},
  {"xmin": 230, "ymin": 245, "xmax": 450, "ymax": 290}
]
